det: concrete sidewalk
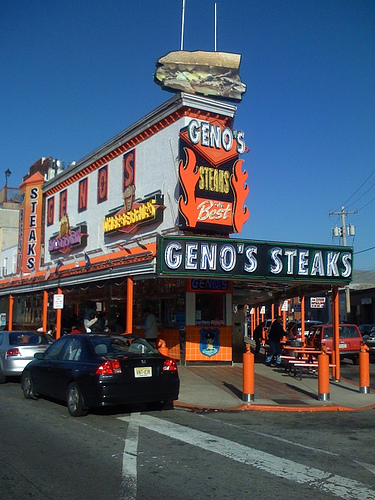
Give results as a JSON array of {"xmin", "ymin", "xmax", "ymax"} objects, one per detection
[{"xmin": 174, "ymin": 360, "xmax": 375, "ymax": 412}]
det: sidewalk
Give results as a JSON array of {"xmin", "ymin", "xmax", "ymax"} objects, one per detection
[{"xmin": 174, "ymin": 357, "xmax": 375, "ymax": 412}]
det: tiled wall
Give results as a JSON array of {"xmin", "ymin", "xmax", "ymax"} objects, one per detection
[
  {"xmin": 185, "ymin": 326, "xmax": 232, "ymax": 362},
  {"xmin": 158, "ymin": 327, "xmax": 180, "ymax": 360}
]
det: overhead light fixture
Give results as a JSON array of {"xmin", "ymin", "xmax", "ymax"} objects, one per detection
[
  {"xmin": 115, "ymin": 243, "xmax": 132, "ymax": 253},
  {"xmin": 136, "ymin": 240, "xmax": 147, "ymax": 250}
]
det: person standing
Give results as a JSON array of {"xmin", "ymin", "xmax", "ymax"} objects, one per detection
[
  {"xmin": 265, "ymin": 316, "xmax": 285, "ymax": 366},
  {"xmin": 143, "ymin": 307, "xmax": 158, "ymax": 344},
  {"xmin": 253, "ymin": 321, "xmax": 265, "ymax": 356}
]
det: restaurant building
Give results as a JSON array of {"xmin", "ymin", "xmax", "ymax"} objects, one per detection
[{"xmin": 0, "ymin": 53, "xmax": 353, "ymax": 366}]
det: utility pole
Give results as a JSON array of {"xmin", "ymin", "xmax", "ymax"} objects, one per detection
[{"xmin": 329, "ymin": 206, "xmax": 358, "ymax": 318}]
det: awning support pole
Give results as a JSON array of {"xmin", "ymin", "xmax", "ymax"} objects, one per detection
[
  {"xmin": 8, "ymin": 294, "xmax": 14, "ymax": 331},
  {"xmin": 56, "ymin": 288, "xmax": 62, "ymax": 339},
  {"xmin": 42, "ymin": 290, "xmax": 48, "ymax": 332},
  {"xmin": 332, "ymin": 286, "xmax": 340, "ymax": 381},
  {"xmin": 300, "ymin": 294, "xmax": 305, "ymax": 344},
  {"xmin": 126, "ymin": 277, "xmax": 133, "ymax": 334}
]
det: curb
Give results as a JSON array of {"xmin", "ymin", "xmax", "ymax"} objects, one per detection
[{"xmin": 174, "ymin": 401, "xmax": 375, "ymax": 413}]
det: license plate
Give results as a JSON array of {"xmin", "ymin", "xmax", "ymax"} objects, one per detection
[
  {"xmin": 134, "ymin": 366, "xmax": 152, "ymax": 378},
  {"xmin": 339, "ymin": 343, "xmax": 347, "ymax": 349}
]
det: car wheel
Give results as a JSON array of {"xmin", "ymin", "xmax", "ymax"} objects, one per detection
[
  {"xmin": 352, "ymin": 356, "xmax": 359, "ymax": 365},
  {"xmin": 21, "ymin": 371, "xmax": 36, "ymax": 399},
  {"xmin": 0, "ymin": 367, "xmax": 6, "ymax": 384},
  {"xmin": 67, "ymin": 382, "xmax": 88, "ymax": 417}
]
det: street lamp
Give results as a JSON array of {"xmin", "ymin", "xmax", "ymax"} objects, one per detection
[{"xmin": 4, "ymin": 169, "xmax": 11, "ymax": 203}]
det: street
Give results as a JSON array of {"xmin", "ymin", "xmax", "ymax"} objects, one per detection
[{"xmin": 1, "ymin": 379, "xmax": 374, "ymax": 500}]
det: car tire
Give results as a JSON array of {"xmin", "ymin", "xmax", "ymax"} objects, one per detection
[
  {"xmin": 352, "ymin": 356, "xmax": 359, "ymax": 365},
  {"xmin": 67, "ymin": 382, "xmax": 88, "ymax": 417},
  {"xmin": 21, "ymin": 371, "xmax": 36, "ymax": 399},
  {"xmin": 0, "ymin": 367, "xmax": 6, "ymax": 384}
]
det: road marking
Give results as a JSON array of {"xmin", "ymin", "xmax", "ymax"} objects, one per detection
[
  {"xmin": 119, "ymin": 414, "xmax": 374, "ymax": 500},
  {"xmin": 199, "ymin": 414, "xmax": 339, "ymax": 456},
  {"xmin": 354, "ymin": 460, "xmax": 375, "ymax": 475},
  {"xmin": 120, "ymin": 412, "xmax": 140, "ymax": 500}
]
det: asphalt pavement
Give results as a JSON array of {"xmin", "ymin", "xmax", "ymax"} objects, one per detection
[{"xmin": 175, "ymin": 353, "xmax": 375, "ymax": 412}]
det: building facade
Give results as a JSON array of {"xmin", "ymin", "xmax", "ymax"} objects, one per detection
[{"xmin": 0, "ymin": 92, "xmax": 353, "ymax": 363}]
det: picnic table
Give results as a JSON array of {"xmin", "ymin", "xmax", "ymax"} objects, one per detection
[{"xmin": 280, "ymin": 346, "xmax": 335, "ymax": 380}]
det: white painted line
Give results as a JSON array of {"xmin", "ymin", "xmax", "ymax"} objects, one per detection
[
  {"xmin": 199, "ymin": 414, "xmax": 339, "ymax": 456},
  {"xmin": 120, "ymin": 412, "xmax": 140, "ymax": 500},
  {"xmin": 354, "ymin": 460, "xmax": 375, "ymax": 476},
  {"xmin": 119, "ymin": 414, "xmax": 374, "ymax": 500}
]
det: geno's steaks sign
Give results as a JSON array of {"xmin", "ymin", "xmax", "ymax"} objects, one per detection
[{"xmin": 158, "ymin": 236, "xmax": 353, "ymax": 282}]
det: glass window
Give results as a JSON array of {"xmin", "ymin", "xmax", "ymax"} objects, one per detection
[
  {"xmin": 44, "ymin": 338, "xmax": 67, "ymax": 361},
  {"xmin": 341, "ymin": 326, "xmax": 360, "ymax": 339},
  {"xmin": 323, "ymin": 327, "xmax": 332, "ymax": 339},
  {"xmin": 195, "ymin": 293, "xmax": 225, "ymax": 327},
  {"xmin": 62, "ymin": 338, "xmax": 83, "ymax": 361}
]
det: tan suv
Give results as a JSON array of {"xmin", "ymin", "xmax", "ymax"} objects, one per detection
[{"xmin": 309, "ymin": 324, "xmax": 363, "ymax": 365}]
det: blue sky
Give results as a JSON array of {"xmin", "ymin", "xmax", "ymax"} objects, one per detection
[{"xmin": 1, "ymin": 0, "xmax": 374, "ymax": 270}]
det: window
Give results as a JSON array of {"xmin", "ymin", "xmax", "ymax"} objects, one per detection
[
  {"xmin": 59, "ymin": 190, "xmax": 67, "ymax": 219},
  {"xmin": 47, "ymin": 197, "xmax": 55, "ymax": 226},
  {"xmin": 44, "ymin": 338, "xmax": 67, "ymax": 360},
  {"xmin": 2, "ymin": 257, "xmax": 7, "ymax": 277},
  {"xmin": 323, "ymin": 327, "xmax": 332, "ymax": 339},
  {"xmin": 62, "ymin": 338, "xmax": 82, "ymax": 361},
  {"xmin": 97, "ymin": 165, "xmax": 108, "ymax": 204},
  {"xmin": 78, "ymin": 178, "xmax": 88, "ymax": 213},
  {"xmin": 196, "ymin": 293, "xmax": 225, "ymax": 326}
]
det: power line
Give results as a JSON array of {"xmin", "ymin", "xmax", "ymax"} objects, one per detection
[
  {"xmin": 347, "ymin": 179, "xmax": 375, "ymax": 210},
  {"xmin": 334, "ymin": 167, "xmax": 375, "ymax": 213},
  {"xmin": 356, "ymin": 193, "xmax": 375, "ymax": 212},
  {"xmin": 354, "ymin": 245, "xmax": 375, "ymax": 255}
]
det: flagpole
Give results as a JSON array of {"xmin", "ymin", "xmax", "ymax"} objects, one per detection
[
  {"xmin": 214, "ymin": 2, "xmax": 217, "ymax": 51},
  {"xmin": 180, "ymin": 0, "xmax": 186, "ymax": 50}
]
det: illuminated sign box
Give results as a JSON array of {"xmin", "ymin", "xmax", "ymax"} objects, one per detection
[
  {"xmin": 158, "ymin": 236, "xmax": 353, "ymax": 283},
  {"xmin": 103, "ymin": 194, "xmax": 164, "ymax": 235},
  {"xmin": 178, "ymin": 120, "xmax": 249, "ymax": 236},
  {"xmin": 188, "ymin": 279, "xmax": 233, "ymax": 293},
  {"xmin": 49, "ymin": 223, "xmax": 87, "ymax": 254}
]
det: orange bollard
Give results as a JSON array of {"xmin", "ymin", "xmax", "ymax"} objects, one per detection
[
  {"xmin": 242, "ymin": 349, "xmax": 255, "ymax": 402},
  {"xmin": 359, "ymin": 345, "xmax": 370, "ymax": 394},
  {"xmin": 157, "ymin": 338, "xmax": 169, "ymax": 357},
  {"xmin": 318, "ymin": 350, "xmax": 330, "ymax": 401}
]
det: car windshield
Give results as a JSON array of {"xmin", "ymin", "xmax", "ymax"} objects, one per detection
[
  {"xmin": 9, "ymin": 332, "xmax": 49, "ymax": 346},
  {"xmin": 89, "ymin": 336, "xmax": 159, "ymax": 356}
]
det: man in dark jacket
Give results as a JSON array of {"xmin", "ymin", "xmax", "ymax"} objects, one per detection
[
  {"xmin": 253, "ymin": 321, "xmax": 265, "ymax": 355},
  {"xmin": 265, "ymin": 316, "xmax": 285, "ymax": 366}
]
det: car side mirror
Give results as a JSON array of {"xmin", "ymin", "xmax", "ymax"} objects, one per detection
[{"xmin": 34, "ymin": 352, "xmax": 44, "ymax": 360}]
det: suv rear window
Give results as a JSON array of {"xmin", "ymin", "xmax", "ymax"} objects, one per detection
[
  {"xmin": 339, "ymin": 326, "xmax": 360, "ymax": 338},
  {"xmin": 322, "ymin": 326, "xmax": 360, "ymax": 339}
]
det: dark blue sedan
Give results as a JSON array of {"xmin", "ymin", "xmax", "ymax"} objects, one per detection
[{"xmin": 21, "ymin": 334, "xmax": 179, "ymax": 416}]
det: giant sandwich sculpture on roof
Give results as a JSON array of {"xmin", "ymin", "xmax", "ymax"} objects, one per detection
[{"xmin": 154, "ymin": 50, "xmax": 247, "ymax": 102}]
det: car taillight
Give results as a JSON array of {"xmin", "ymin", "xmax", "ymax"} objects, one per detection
[
  {"xmin": 95, "ymin": 360, "xmax": 122, "ymax": 375},
  {"xmin": 162, "ymin": 358, "xmax": 177, "ymax": 372},
  {"xmin": 6, "ymin": 348, "xmax": 20, "ymax": 357}
]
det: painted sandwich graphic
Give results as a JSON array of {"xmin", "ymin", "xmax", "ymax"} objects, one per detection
[{"xmin": 154, "ymin": 50, "xmax": 246, "ymax": 102}]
